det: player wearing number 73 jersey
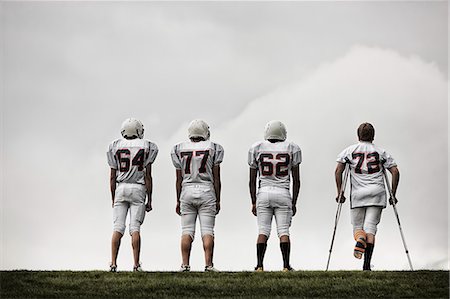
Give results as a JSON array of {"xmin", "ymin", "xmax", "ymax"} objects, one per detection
[
  {"xmin": 107, "ymin": 118, "xmax": 158, "ymax": 272},
  {"xmin": 171, "ymin": 119, "xmax": 224, "ymax": 272},
  {"xmin": 248, "ymin": 120, "xmax": 301, "ymax": 272},
  {"xmin": 335, "ymin": 122, "xmax": 399, "ymax": 271}
]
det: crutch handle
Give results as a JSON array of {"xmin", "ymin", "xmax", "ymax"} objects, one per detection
[
  {"xmin": 336, "ymin": 193, "xmax": 346, "ymax": 203},
  {"xmin": 389, "ymin": 196, "xmax": 398, "ymax": 205}
]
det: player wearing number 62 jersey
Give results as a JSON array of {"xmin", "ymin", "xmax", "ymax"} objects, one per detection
[
  {"xmin": 248, "ymin": 120, "xmax": 301, "ymax": 272},
  {"xmin": 107, "ymin": 118, "xmax": 158, "ymax": 272},
  {"xmin": 171, "ymin": 119, "xmax": 224, "ymax": 272},
  {"xmin": 335, "ymin": 122, "xmax": 400, "ymax": 271}
]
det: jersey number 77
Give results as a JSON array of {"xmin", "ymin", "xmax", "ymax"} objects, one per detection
[{"xmin": 180, "ymin": 150, "xmax": 209, "ymax": 174}]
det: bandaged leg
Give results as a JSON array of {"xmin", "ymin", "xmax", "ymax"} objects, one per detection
[
  {"xmin": 353, "ymin": 229, "xmax": 367, "ymax": 259},
  {"xmin": 351, "ymin": 207, "xmax": 368, "ymax": 259}
]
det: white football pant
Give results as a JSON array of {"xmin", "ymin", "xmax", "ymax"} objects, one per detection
[
  {"xmin": 351, "ymin": 206, "xmax": 383, "ymax": 235},
  {"xmin": 113, "ymin": 183, "xmax": 146, "ymax": 235},
  {"xmin": 180, "ymin": 184, "xmax": 217, "ymax": 240},
  {"xmin": 256, "ymin": 186, "xmax": 293, "ymax": 238}
]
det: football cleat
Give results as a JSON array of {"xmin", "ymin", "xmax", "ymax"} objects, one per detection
[
  {"xmin": 179, "ymin": 264, "xmax": 191, "ymax": 272},
  {"xmin": 109, "ymin": 264, "xmax": 117, "ymax": 273},
  {"xmin": 283, "ymin": 266, "xmax": 295, "ymax": 272},
  {"xmin": 254, "ymin": 266, "xmax": 264, "ymax": 272},
  {"xmin": 133, "ymin": 263, "xmax": 143, "ymax": 272},
  {"xmin": 264, "ymin": 120, "xmax": 287, "ymax": 141},
  {"xmin": 121, "ymin": 118, "xmax": 144, "ymax": 139},
  {"xmin": 205, "ymin": 265, "xmax": 220, "ymax": 272}
]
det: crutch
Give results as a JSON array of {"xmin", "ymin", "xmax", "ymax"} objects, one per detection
[
  {"xmin": 381, "ymin": 165, "xmax": 414, "ymax": 271},
  {"xmin": 326, "ymin": 163, "xmax": 350, "ymax": 271}
]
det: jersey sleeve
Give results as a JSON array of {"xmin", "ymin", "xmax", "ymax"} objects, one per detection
[
  {"xmin": 291, "ymin": 143, "xmax": 302, "ymax": 167},
  {"xmin": 145, "ymin": 141, "xmax": 158, "ymax": 166},
  {"xmin": 213, "ymin": 143, "xmax": 224, "ymax": 165},
  {"xmin": 381, "ymin": 149, "xmax": 397, "ymax": 169},
  {"xmin": 336, "ymin": 147, "xmax": 351, "ymax": 164},
  {"xmin": 171, "ymin": 144, "xmax": 182, "ymax": 169},
  {"xmin": 107, "ymin": 143, "xmax": 118, "ymax": 169},
  {"xmin": 248, "ymin": 143, "xmax": 259, "ymax": 169}
]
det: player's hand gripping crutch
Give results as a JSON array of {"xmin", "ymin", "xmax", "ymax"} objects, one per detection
[
  {"xmin": 326, "ymin": 163, "xmax": 350, "ymax": 271},
  {"xmin": 381, "ymin": 165, "xmax": 414, "ymax": 271}
]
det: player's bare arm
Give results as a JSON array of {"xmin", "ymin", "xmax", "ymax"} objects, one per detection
[
  {"xmin": 291, "ymin": 165, "xmax": 300, "ymax": 216},
  {"xmin": 144, "ymin": 164, "xmax": 153, "ymax": 212},
  {"xmin": 249, "ymin": 168, "xmax": 258, "ymax": 216},
  {"xmin": 213, "ymin": 165, "xmax": 221, "ymax": 215},
  {"xmin": 175, "ymin": 169, "xmax": 183, "ymax": 215},
  {"xmin": 334, "ymin": 162, "xmax": 346, "ymax": 203},
  {"xmin": 388, "ymin": 166, "xmax": 400, "ymax": 204},
  {"xmin": 110, "ymin": 168, "xmax": 117, "ymax": 208}
]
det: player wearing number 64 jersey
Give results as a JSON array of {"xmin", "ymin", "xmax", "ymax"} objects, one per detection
[
  {"xmin": 248, "ymin": 120, "xmax": 301, "ymax": 272},
  {"xmin": 171, "ymin": 119, "xmax": 224, "ymax": 272},
  {"xmin": 107, "ymin": 118, "xmax": 158, "ymax": 272},
  {"xmin": 335, "ymin": 122, "xmax": 399, "ymax": 271}
]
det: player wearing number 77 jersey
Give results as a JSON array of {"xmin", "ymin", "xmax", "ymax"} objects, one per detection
[
  {"xmin": 335, "ymin": 122, "xmax": 399, "ymax": 271},
  {"xmin": 171, "ymin": 119, "xmax": 224, "ymax": 272},
  {"xmin": 248, "ymin": 120, "xmax": 301, "ymax": 272},
  {"xmin": 107, "ymin": 118, "xmax": 158, "ymax": 272}
]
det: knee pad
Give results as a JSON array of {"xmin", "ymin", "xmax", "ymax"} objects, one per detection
[
  {"xmin": 182, "ymin": 231, "xmax": 195, "ymax": 241},
  {"xmin": 199, "ymin": 213, "xmax": 215, "ymax": 238},
  {"xmin": 113, "ymin": 223, "xmax": 126, "ymax": 235},
  {"xmin": 275, "ymin": 210, "xmax": 292, "ymax": 238},
  {"xmin": 129, "ymin": 225, "xmax": 141, "ymax": 236},
  {"xmin": 277, "ymin": 231, "xmax": 290, "ymax": 238},
  {"xmin": 363, "ymin": 207, "xmax": 382, "ymax": 235},
  {"xmin": 363, "ymin": 223, "xmax": 378, "ymax": 235},
  {"xmin": 181, "ymin": 213, "xmax": 197, "ymax": 241},
  {"xmin": 129, "ymin": 205, "xmax": 145, "ymax": 235},
  {"xmin": 276, "ymin": 222, "xmax": 290, "ymax": 238},
  {"xmin": 258, "ymin": 226, "xmax": 271, "ymax": 238},
  {"xmin": 200, "ymin": 226, "xmax": 214, "ymax": 238}
]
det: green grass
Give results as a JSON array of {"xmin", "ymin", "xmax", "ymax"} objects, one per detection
[{"xmin": 0, "ymin": 270, "xmax": 448, "ymax": 298}]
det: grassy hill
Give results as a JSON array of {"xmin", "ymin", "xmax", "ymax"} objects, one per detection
[{"xmin": 0, "ymin": 270, "xmax": 448, "ymax": 298}]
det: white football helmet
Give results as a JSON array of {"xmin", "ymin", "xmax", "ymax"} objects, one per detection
[
  {"xmin": 121, "ymin": 118, "xmax": 144, "ymax": 139},
  {"xmin": 188, "ymin": 119, "xmax": 210, "ymax": 140},
  {"xmin": 264, "ymin": 120, "xmax": 287, "ymax": 141}
]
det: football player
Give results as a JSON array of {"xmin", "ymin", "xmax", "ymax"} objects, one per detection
[
  {"xmin": 171, "ymin": 119, "xmax": 224, "ymax": 272},
  {"xmin": 107, "ymin": 118, "xmax": 158, "ymax": 272},
  {"xmin": 335, "ymin": 122, "xmax": 400, "ymax": 271},
  {"xmin": 248, "ymin": 120, "xmax": 301, "ymax": 272}
]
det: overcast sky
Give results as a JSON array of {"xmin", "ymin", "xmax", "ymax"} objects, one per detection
[{"xmin": 1, "ymin": 1, "xmax": 448, "ymax": 271}]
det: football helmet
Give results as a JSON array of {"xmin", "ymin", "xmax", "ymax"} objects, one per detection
[
  {"xmin": 264, "ymin": 120, "xmax": 287, "ymax": 141},
  {"xmin": 188, "ymin": 119, "xmax": 210, "ymax": 140},
  {"xmin": 121, "ymin": 118, "xmax": 144, "ymax": 139}
]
